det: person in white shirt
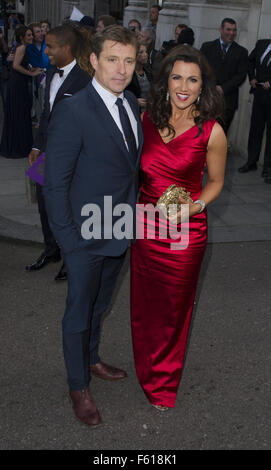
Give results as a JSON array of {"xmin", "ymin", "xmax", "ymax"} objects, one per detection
[{"xmin": 26, "ymin": 25, "xmax": 90, "ymax": 278}]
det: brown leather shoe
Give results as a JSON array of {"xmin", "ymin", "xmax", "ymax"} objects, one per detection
[
  {"xmin": 90, "ymin": 361, "xmax": 127, "ymax": 381},
  {"xmin": 70, "ymin": 388, "xmax": 101, "ymax": 426}
]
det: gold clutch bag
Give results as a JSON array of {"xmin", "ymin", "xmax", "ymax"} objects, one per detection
[{"xmin": 157, "ymin": 184, "xmax": 193, "ymax": 217}]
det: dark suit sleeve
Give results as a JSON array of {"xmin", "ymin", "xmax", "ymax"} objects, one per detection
[
  {"xmin": 221, "ymin": 47, "xmax": 248, "ymax": 95},
  {"xmin": 33, "ymin": 71, "xmax": 51, "ymax": 151},
  {"xmin": 200, "ymin": 42, "xmax": 207, "ymax": 54},
  {"xmin": 248, "ymin": 42, "xmax": 258, "ymax": 82},
  {"xmin": 33, "ymin": 96, "xmax": 47, "ymax": 151},
  {"xmin": 43, "ymin": 99, "xmax": 84, "ymax": 255}
]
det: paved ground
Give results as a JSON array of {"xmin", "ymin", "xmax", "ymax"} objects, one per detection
[{"xmin": 0, "ymin": 238, "xmax": 270, "ymax": 450}]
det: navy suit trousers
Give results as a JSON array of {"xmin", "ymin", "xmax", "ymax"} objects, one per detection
[{"xmin": 63, "ymin": 248, "xmax": 126, "ymax": 390}]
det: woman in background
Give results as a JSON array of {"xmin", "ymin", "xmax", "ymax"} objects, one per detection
[
  {"xmin": 126, "ymin": 43, "xmax": 152, "ymax": 111},
  {"xmin": 1, "ymin": 26, "xmax": 42, "ymax": 158}
]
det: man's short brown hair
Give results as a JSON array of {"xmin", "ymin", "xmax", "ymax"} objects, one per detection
[
  {"xmin": 92, "ymin": 25, "xmax": 139, "ymax": 58},
  {"xmin": 28, "ymin": 22, "xmax": 41, "ymax": 31}
]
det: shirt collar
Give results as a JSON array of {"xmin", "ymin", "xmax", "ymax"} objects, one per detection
[
  {"xmin": 59, "ymin": 59, "xmax": 77, "ymax": 77},
  {"xmin": 92, "ymin": 77, "xmax": 124, "ymax": 108},
  {"xmin": 219, "ymin": 38, "xmax": 232, "ymax": 50}
]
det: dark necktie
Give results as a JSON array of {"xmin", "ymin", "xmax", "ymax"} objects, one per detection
[
  {"xmin": 261, "ymin": 48, "xmax": 271, "ymax": 68},
  {"xmin": 55, "ymin": 68, "xmax": 64, "ymax": 77},
  {"xmin": 115, "ymin": 97, "xmax": 137, "ymax": 162},
  {"xmin": 221, "ymin": 43, "xmax": 227, "ymax": 60}
]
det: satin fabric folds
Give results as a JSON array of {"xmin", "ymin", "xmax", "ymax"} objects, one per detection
[{"xmin": 131, "ymin": 113, "xmax": 216, "ymax": 408}]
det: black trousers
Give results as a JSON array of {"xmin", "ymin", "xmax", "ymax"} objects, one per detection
[
  {"xmin": 247, "ymin": 87, "xmax": 271, "ymax": 172},
  {"xmin": 63, "ymin": 249, "xmax": 126, "ymax": 390},
  {"xmin": 36, "ymin": 183, "xmax": 60, "ymax": 255}
]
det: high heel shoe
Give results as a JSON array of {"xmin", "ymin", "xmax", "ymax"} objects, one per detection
[{"xmin": 152, "ymin": 404, "xmax": 169, "ymax": 412}]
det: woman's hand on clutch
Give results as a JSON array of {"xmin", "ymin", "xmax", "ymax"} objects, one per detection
[
  {"xmin": 167, "ymin": 196, "xmax": 191, "ymax": 224},
  {"xmin": 169, "ymin": 196, "xmax": 201, "ymax": 224}
]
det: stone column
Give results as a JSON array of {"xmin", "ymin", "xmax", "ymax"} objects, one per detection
[
  {"xmin": 123, "ymin": 1, "xmax": 149, "ymax": 28},
  {"xmin": 25, "ymin": 0, "xmax": 62, "ymax": 25},
  {"xmin": 155, "ymin": 1, "xmax": 189, "ymax": 50}
]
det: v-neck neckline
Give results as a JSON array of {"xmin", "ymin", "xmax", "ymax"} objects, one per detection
[{"xmin": 156, "ymin": 123, "xmax": 197, "ymax": 146}]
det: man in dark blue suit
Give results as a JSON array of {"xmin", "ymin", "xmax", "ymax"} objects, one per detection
[
  {"xmin": 238, "ymin": 38, "xmax": 271, "ymax": 180},
  {"xmin": 26, "ymin": 25, "xmax": 91, "ymax": 279},
  {"xmin": 200, "ymin": 18, "xmax": 248, "ymax": 134},
  {"xmin": 44, "ymin": 26, "xmax": 143, "ymax": 426}
]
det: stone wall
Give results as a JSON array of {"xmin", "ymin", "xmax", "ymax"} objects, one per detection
[{"xmin": 24, "ymin": 0, "xmax": 95, "ymax": 25}]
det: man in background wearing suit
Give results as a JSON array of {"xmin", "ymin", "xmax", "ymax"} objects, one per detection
[
  {"xmin": 44, "ymin": 26, "xmax": 143, "ymax": 426},
  {"xmin": 26, "ymin": 25, "xmax": 91, "ymax": 280},
  {"xmin": 238, "ymin": 38, "xmax": 271, "ymax": 182},
  {"xmin": 201, "ymin": 18, "xmax": 248, "ymax": 134}
]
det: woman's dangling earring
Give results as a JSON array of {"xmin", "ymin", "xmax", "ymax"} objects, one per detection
[
  {"xmin": 196, "ymin": 90, "xmax": 202, "ymax": 105},
  {"xmin": 166, "ymin": 91, "xmax": 169, "ymax": 102}
]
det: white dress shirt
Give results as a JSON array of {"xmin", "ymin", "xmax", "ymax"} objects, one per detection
[
  {"xmin": 219, "ymin": 37, "xmax": 231, "ymax": 53},
  {"xmin": 92, "ymin": 77, "xmax": 139, "ymax": 150},
  {"xmin": 49, "ymin": 59, "xmax": 77, "ymax": 111}
]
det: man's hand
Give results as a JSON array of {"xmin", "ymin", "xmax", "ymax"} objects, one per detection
[
  {"xmin": 28, "ymin": 149, "xmax": 40, "ymax": 166},
  {"xmin": 263, "ymin": 81, "xmax": 271, "ymax": 90},
  {"xmin": 216, "ymin": 85, "xmax": 224, "ymax": 95},
  {"xmin": 250, "ymin": 78, "xmax": 258, "ymax": 88}
]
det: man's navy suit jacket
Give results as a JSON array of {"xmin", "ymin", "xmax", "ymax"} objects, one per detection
[
  {"xmin": 43, "ymin": 82, "xmax": 143, "ymax": 257},
  {"xmin": 34, "ymin": 63, "xmax": 91, "ymax": 152},
  {"xmin": 200, "ymin": 39, "xmax": 248, "ymax": 111},
  {"xmin": 248, "ymin": 39, "xmax": 271, "ymax": 87}
]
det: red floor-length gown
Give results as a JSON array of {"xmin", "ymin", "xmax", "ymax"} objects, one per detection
[{"xmin": 131, "ymin": 113, "xmax": 216, "ymax": 408}]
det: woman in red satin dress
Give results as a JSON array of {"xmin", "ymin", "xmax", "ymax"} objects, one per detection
[{"xmin": 131, "ymin": 45, "xmax": 227, "ymax": 411}]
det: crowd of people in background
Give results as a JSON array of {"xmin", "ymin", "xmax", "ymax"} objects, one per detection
[{"xmin": 1, "ymin": 4, "xmax": 271, "ymax": 173}]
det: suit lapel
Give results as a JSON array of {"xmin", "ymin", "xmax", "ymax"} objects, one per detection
[
  {"xmin": 224, "ymin": 41, "xmax": 237, "ymax": 62},
  {"xmin": 52, "ymin": 63, "xmax": 80, "ymax": 111},
  {"xmin": 214, "ymin": 39, "xmax": 223, "ymax": 59},
  {"xmin": 88, "ymin": 84, "xmax": 140, "ymax": 169},
  {"xmin": 45, "ymin": 68, "xmax": 55, "ymax": 116},
  {"xmin": 260, "ymin": 40, "xmax": 270, "ymax": 55},
  {"xmin": 259, "ymin": 40, "xmax": 271, "ymax": 66},
  {"xmin": 214, "ymin": 39, "xmax": 236, "ymax": 63}
]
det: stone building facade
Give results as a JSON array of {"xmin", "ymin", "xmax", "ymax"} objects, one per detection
[
  {"xmin": 23, "ymin": 1, "xmax": 125, "ymax": 25},
  {"xmin": 24, "ymin": 1, "xmax": 95, "ymax": 25},
  {"xmin": 22, "ymin": 0, "xmax": 271, "ymax": 158}
]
